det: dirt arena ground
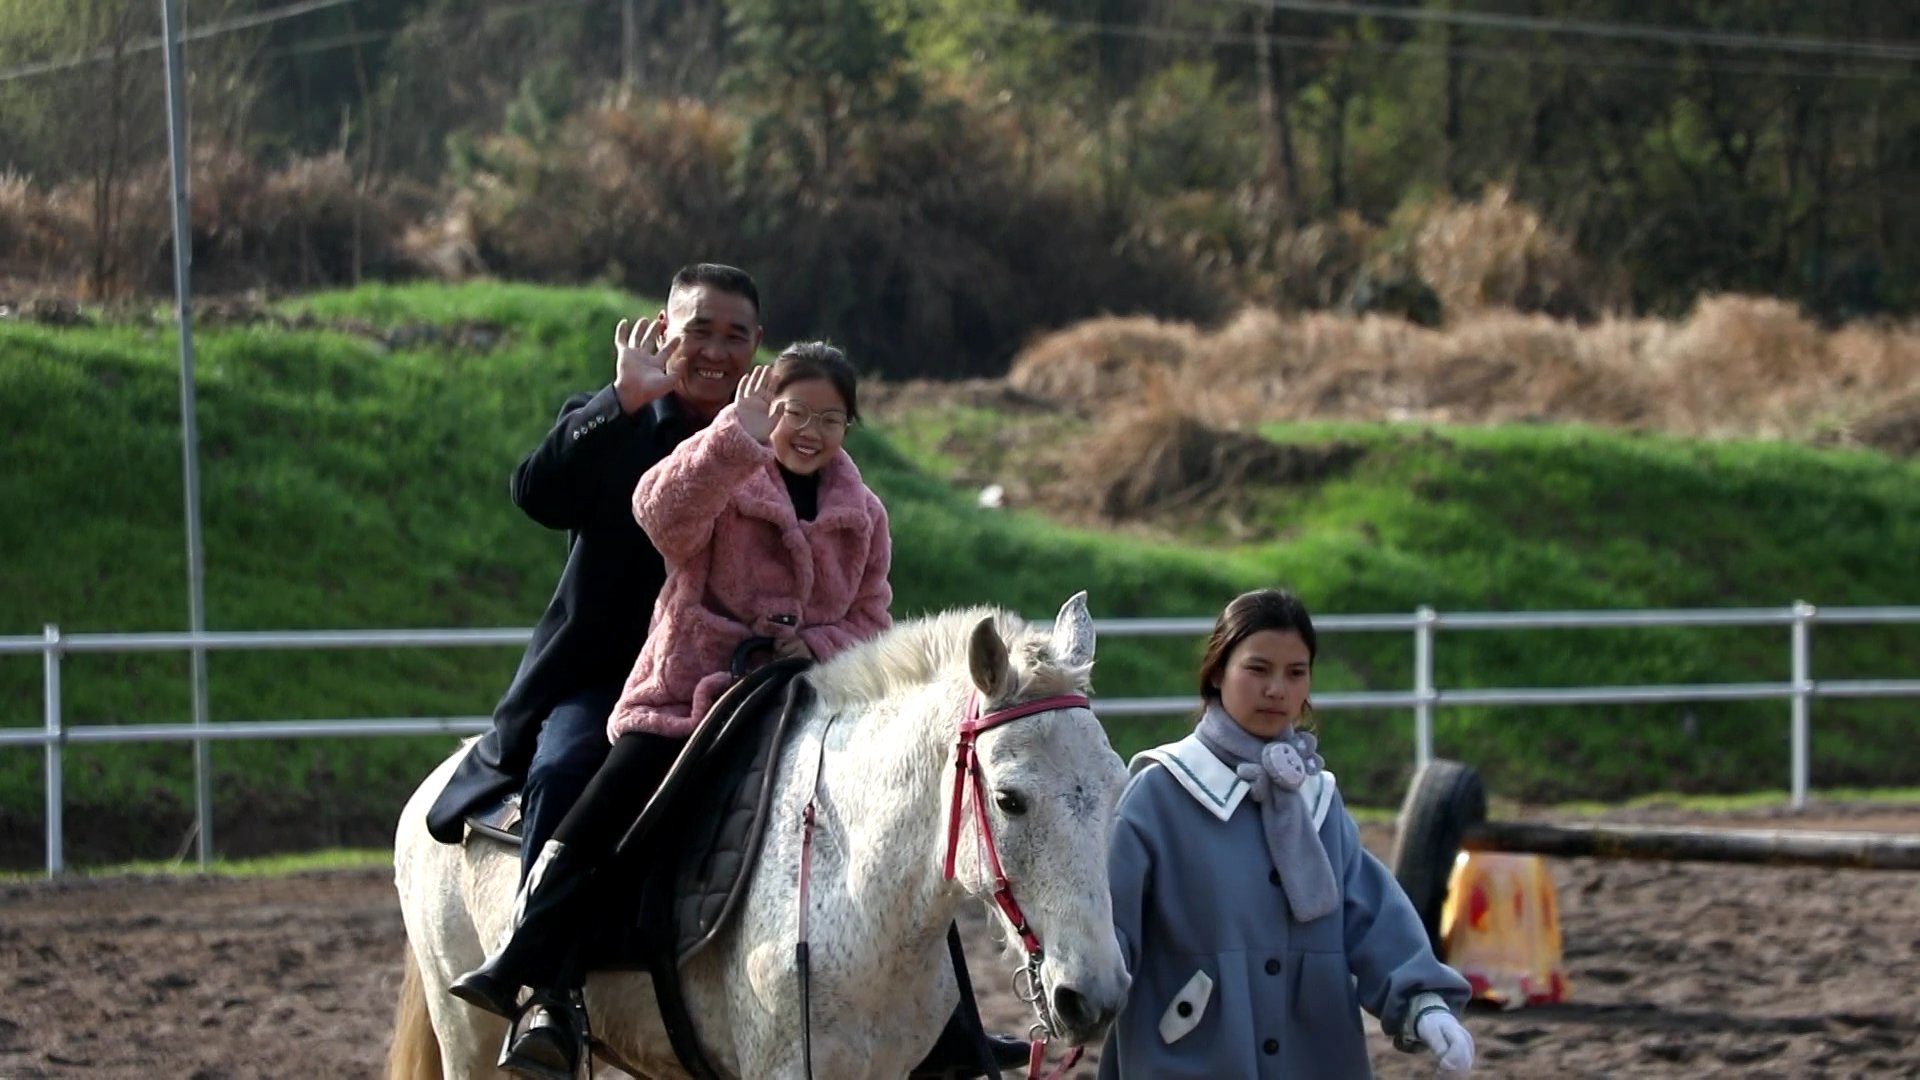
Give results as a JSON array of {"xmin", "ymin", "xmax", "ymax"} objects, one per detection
[{"xmin": 3, "ymin": 805, "xmax": 1916, "ymax": 1079}]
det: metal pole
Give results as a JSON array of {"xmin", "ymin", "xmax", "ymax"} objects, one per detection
[
  {"xmin": 161, "ymin": 0, "xmax": 214, "ymax": 866},
  {"xmin": 1790, "ymin": 600, "xmax": 1814, "ymax": 810},
  {"xmin": 1413, "ymin": 606, "xmax": 1436, "ymax": 767},
  {"xmin": 43, "ymin": 625, "xmax": 63, "ymax": 877},
  {"xmin": 622, "ymin": 0, "xmax": 639, "ymax": 90}
]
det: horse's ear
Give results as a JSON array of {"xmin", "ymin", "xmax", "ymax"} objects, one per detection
[
  {"xmin": 1051, "ymin": 591, "xmax": 1095, "ymax": 668},
  {"xmin": 968, "ymin": 616, "xmax": 1012, "ymax": 699}
]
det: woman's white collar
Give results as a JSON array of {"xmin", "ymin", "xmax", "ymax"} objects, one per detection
[{"xmin": 1130, "ymin": 733, "xmax": 1337, "ymax": 828}]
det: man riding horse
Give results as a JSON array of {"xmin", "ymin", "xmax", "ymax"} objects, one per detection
[{"xmin": 423, "ymin": 263, "xmax": 1025, "ymax": 1078}]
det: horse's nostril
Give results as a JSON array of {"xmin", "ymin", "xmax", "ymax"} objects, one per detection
[{"xmin": 1053, "ymin": 985, "xmax": 1095, "ymax": 1031}]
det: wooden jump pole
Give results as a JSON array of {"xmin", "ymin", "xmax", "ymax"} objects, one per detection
[
  {"xmin": 1462, "ymin": 819, "xmax": 1920, "ymax": 872},
  {"xmin": 1390, "ymin": 759, "xmax": 1920, "ymax": 950}
]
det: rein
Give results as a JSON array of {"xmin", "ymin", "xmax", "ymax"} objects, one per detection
[
  {"xmin": 793, "ymin": 690, "xmax": 1090, "ymax": 1080},
  {"xmin": 795, "ymin": 714, "xmax": 836, "ymax": 1080}
]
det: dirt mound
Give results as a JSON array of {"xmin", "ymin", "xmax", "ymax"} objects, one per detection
[
  {"xmin": 1067, "ymin": 403, "xmax": 1364, "ymax": 522},
  {"xmin": 1852, "ymin": 394, "xmax": 1920, "ymax": 456}
]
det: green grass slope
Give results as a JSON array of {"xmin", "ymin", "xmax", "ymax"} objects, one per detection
[
  {"xmin": 872, "ymin": 407, "xmax": 1920, "ymax": 803},
  {"xmin": 0, "ymin": 283, "xmax": 1238, "ymax": 865},
  {"xmin": 1, "ymin": 282, "xmax": 1915, "ymax": 867}
]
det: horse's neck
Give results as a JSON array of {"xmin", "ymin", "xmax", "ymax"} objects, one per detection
[{"xmin": 818, "ymin": 677, "xmax": 968, "ymax": 942}]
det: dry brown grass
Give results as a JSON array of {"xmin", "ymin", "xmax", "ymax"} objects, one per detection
[
  {"xmin": 1404, "ymin": 185, "xmax": 1596, "ymax": 321},
  {"xmin": 5, "ymin": 148, "xmax": 414, "ymax": 298},
  {"xmin": 0, "ymin": 173, "xmax": 88, "ymax": 287},
  {"xmin": 1265, "ymin": 212, "xmax": 1377, "ymax": 311},
  {"xmin": 1005, "ymin": 315, "xmax": 1201, "ymax": 407},
  {"xmin": 1007, "ymin": 295, "xmax": 1920, "ymax": 454}
]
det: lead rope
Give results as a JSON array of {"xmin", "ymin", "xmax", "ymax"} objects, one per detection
[{"xmin": 579, "ymin": 992, "xmax": 595, "ymax": 1080}]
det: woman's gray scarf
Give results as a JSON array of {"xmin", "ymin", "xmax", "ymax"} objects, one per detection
[{"xmin": 1194, "ymin": 701, "xmax": 1339, "ymax": 922}]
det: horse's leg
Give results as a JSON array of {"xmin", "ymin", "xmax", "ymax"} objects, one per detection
[
  {"xmin": 427, "ymin": 852, "xmax": 521, "ymax": 1077},
  {"xmin": 395, "ymin": 753, "xmax": 520, "ymax": 1078},
  {"xmin": 413, "ymin": 940, "xmax": 508, "ymax": 1080}
]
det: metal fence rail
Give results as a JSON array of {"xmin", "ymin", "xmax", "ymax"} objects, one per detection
[{"xmin": 4, "ymin": 602, "xmax": 1918, "ymax": 876}]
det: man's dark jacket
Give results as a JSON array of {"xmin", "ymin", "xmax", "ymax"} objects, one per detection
[{"xmin": 425, "ymin": 386, "xmax": 695, "ymax": 843}]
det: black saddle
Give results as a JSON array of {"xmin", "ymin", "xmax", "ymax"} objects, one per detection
[{"xmin": 462, "ymin": 651, "xmax": 811, "ymax": 958}]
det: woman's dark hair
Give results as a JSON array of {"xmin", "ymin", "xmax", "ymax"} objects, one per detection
[
  {"xmin": 1196, "ymin": 588, "xmax": 1319, "ymax": 728},
  {"xmin": 772, "ymin": 341, "xmax": 860, "ymax": 424}
]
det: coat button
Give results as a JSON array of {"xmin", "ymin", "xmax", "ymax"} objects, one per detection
[
  {"xmin": 1263, "ymin": 1038, "xmax": 1279, "ymax": 1055},
  {"xmin": 1265, "ymin": 958, "xmax": 1281, "ymax": 975},
  {"xmin": 1269, "ymin": 869, "xmax": 1281, "ymax": 886},
  {"xmin": 1176, "ymin": 1001, "xmax": 1193, "ymax": 1018}
]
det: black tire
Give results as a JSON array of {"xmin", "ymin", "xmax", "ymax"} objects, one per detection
[{"xmin": 1389, "ymin": 758, "xmax": 1487, "ymax": 956}]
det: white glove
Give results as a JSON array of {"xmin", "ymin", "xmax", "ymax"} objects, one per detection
[{"xmin": 1414, "ymin": 1008, "xmax": 1474, "ymax": 1074}]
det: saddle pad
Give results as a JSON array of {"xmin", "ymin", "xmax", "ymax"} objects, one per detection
[{"xmin": 657, "ymin": 661, "xmax": 814, "ymax": 965}]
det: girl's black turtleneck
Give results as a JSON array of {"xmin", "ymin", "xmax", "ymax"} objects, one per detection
[{"xmin": 780, "ymin": 464, "xmax": 819, "ymax": 522}]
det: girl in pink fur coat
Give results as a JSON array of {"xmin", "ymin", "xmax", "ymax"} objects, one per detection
[{"xmin": 607, "ymin": 340, "xmax": 892, "ymax": 738}]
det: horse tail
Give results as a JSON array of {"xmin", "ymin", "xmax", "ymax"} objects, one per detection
[{"xmin": 386, "ymin": 947, "xmax": 443, "ymax": 1080}]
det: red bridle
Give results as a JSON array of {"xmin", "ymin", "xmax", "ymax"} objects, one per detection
[
  {"xmin": 796, "ymin": 689, "xmax": 1092, "ymax": 1080},
  {"xmin": 941, "ymin": 690, "xmax": 1091, "ymax": 1079}
]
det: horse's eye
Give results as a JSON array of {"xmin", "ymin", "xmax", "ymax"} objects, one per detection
[{"xmin": 994, "ymin": 791, "xmax": 1028, "ymax": 816}]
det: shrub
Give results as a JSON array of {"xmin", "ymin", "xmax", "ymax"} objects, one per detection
[
  {"xmin": 1401, "ymin": 185, "xmax": 1598, "ymax": 322},
  {"xmin": 0, "ymin": 172, "xmax": 87, "ymax": 288},
  {"xmin": 451, "ymin": 99, "xmax": 742, "ymax": 288}
]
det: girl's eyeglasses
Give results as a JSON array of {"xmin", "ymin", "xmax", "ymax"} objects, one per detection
[{"xmin": 774, "ymin": 400, "xmax": 850, "ymax": 434}]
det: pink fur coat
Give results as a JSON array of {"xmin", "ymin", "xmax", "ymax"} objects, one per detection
[{"xmin": 607, "ymin": 403, "xmax": 892, "ymax": 740}]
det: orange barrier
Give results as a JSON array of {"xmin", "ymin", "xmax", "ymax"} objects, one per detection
[{"xmin": 1439, "ymin": 851, "xmax": 1569, "ymax": 1008}]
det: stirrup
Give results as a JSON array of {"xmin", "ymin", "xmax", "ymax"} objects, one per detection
[{"xmin": 498, "ymin": 990, "xmax": 586, "ymax": 1080}]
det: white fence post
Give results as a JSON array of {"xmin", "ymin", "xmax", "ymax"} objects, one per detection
[
  {"xmin": 43, "ymin": 624, "xmax": 63, "ymax": 877},
  {"xmin": 1413, "ymin": 606, "xmax": 1436, "ymax": 768},
  {"xmin": 1790, "ymin": 600, "xmax": 1814, "ymax": 810}
]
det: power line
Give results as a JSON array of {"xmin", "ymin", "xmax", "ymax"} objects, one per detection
[
  {"xmin": 1215, "ymin": 0, "xmax": 1920, "ymax": 63},
  {"xmin": 0, "ymin": 0, "xmax": 371, "ymax": 83},
  {"xmin": 260, "ymin": 0, "xmax": 597, "ymax": 62},
  {"xmin": 976, "ymin": 11, "xmax": 1910, "ymax": 83}
]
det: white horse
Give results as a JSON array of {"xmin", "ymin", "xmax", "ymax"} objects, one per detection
[{"xmin": 389, "ymin": 594, "xmax": 1132, "ymax": 1079}]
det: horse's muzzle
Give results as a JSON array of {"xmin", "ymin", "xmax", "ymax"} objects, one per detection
[{"xmin": 1052, "ymin": 981, "xmax": 1125, "ymax": 1046}]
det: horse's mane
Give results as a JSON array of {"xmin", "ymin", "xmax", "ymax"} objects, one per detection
[{"xmin": 807, "ymin": 605, "xmax": 1092, "ymax": 711}]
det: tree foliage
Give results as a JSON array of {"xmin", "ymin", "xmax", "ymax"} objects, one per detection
[{"xmin": 0, "ymin": 0, "xmax": 1914, "ymax": 361}]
